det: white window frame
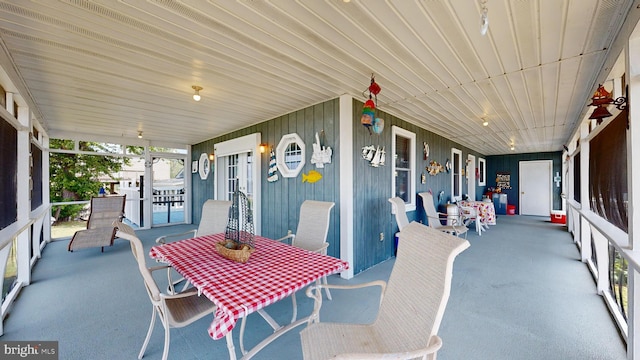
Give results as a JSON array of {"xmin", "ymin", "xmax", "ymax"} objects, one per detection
[
  {"xmin": 213, "ymin": 133, "xmax": 262, "ymax": 234},
  {"xmin": 276, "ymin": 133, "xmax": 305, "ymax": 178},
  {"xmin": 391, "ymin": 126, "xmax": 416, "ymax": 211},
  {"xmin": 451, "ymin": 148, "xmax": 463, "ymax": 202},
  {"xmin": 478, "ymin": 157, "xmax": 487, "ymax": 186}
]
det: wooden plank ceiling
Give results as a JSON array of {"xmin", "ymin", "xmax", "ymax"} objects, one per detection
[{"xmin": 0, "ymin": 0, "xmax": 633, "ymax": 154}]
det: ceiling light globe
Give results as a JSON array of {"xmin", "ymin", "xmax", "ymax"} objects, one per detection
[
  {"xmin": 482, "ymin": 120, "xmax": 489, "ymax": 126},
  {"xmin": 192, "ymin": 85, "xmax": 203, "ymax": 101}
]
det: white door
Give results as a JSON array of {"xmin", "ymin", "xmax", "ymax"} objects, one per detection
[
  {"xmin": 519, "ymin": 160, "xmax": 552, "ymax": 216},
  {"xmin": 216, "ymin": 152, "xmax": 257, "ymax": 230},
  {"xmin": 213, "ymin": 133, "xmax": 262, "ymax": 234},
  {"xmin": 467, "ymin": 154, "xmax": 476, "ymax": 201}
]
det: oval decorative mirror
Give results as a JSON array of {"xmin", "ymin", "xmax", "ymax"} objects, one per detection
[{"xmin": 276, "ymin": 133, "xmax": 305, "ymax": 177}]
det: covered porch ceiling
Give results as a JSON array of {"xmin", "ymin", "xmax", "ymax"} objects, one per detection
[{"xmin": 0, "ymin": 0, "xmax": 635, "ymax": 155}]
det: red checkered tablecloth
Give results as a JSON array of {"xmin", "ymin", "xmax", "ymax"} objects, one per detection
[{"xmin": 149, "ymin": 233, "xmax": 349, "ymax": 340}]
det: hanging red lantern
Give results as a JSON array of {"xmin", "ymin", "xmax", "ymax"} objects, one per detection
[
  {"xmin": 369, "ymin": 76, "xmax": 381, "ymax": 97},
  {"xmin": 361, "ymin": 74, "xmax": 382, "ymax": 134}
]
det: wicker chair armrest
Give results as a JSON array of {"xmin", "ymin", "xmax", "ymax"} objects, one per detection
[
  {"xmin": 155, "ymin": 229, "xmax": 198, "ymax": 244},
  {"xmin": 452, "ymin": 225, "xmax": 468, "ymax": 232},
  {"xmin": 306, "ymin": 280, "xmax": 387, "ymax": 307},
  {"xmin": 426, "ymin": 215, "xmax": 445, "ymax": 225},
  {"xmin": 274, "ymin": 231, "xmax": 295, "ymax": 244},
  {"xmin": 148, "ymin": 264, "xmax": 171, "ymax": 272},
  {"xmin": 313, "ymin": 242, "xmax": 329, "ymax": 254},
  {"xmin": 160, "ymin": 287, "xmax": 201, "ymax": 300}
]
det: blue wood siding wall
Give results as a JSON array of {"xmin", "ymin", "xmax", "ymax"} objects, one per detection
[
  {"xmin": 192, "ymin": 97, "xmax": 487, "ymax": 275},
  {"xmin": 191, "ymin": 99, "xmax": 341, "ymax": 258},
  {"xmin": 486, "ymin": 151, "xmax": 563, "ymax": 213},
  {"xmin": 352, "ymin": 99, "xmax": 486, "ymax": 273}
]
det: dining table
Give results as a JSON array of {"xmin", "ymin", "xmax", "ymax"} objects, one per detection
[
  {"xmin": 459, "ymin": 200, "xmax": 497, "ymax": 226},
  {"xmin": 149, "ymin": 233, "xmax": 349, "ymax": 360}
]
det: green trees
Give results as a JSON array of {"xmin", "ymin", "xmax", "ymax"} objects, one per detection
[{"xmin": 49, "ymin": 139, "xmax": 130, "ymax": 221}]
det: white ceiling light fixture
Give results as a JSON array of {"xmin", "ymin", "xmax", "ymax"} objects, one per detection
[
  {"xmin": 138, "ymin": 131, "xmax": 143, "ymax": 139},
  {"xmin": 192, "ymin": 85, "xmax": 203, "ymax": 101},
  {"xmin": 480, "ymin": 0, "xmax": 489, "ymax": 36},
  {"xmin": 482, "ymin": 117, "xmax": 489, "ymax": 126},
  {"xmin": 510, "ymin": 142, "xmax": 515, "ymax": 151}
]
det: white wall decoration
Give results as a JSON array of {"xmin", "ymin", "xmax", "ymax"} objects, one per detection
[
  {"xmin": 276, "ymin": 133, "xmax": 305, "ymax": 177},
  {"xmin": 198, "ymin": 152, "xmax": 210, "ymax": 180}
]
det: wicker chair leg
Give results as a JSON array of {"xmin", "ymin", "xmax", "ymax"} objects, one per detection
[
  {"xmin": 138, "ymin": 308, "xmax": 156, "ymax": 360},
  {"xmin": 162, "ymin": 321, "xmax": 170, "ymax": 360},
  {"xmin": 291, "ymin": 292, "xmax": 298, "ymax": 323}
]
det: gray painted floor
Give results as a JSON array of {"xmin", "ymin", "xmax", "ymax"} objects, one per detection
[{"xmin": 1, "ymin": 215, "xmax": 626, "ymax": 359}]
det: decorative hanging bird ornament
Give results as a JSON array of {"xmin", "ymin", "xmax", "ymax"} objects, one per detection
[
  {"xmin": 360, "ymin": 99, "xmax": 375, "ymax": 129},
  {"xmin": 361, "ymin": 74, "xmax": 382, "ymax": 134}
]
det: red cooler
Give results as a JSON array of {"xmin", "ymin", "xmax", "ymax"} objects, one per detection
[
  {"xmin": 551, "ymin": 210, "xmax": 566, "ymax": 224},
  {"xmin": 507, "ymin": 205, "xmax": 516, "ymax": 215}
]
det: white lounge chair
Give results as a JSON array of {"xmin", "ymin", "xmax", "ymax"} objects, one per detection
[{"xmin": 68, "ymin": 195, "xmax": 126, "ymax": 252}]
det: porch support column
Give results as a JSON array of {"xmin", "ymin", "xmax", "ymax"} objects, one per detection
[
  {"xmin": 339, "ymin": 94, "xmax": 354, "ymax": 279},
  {"xmin": 626, "ymin": 25, "xmax": 640, "ymax": 360},
  {"xmin": 15, "ymin": 101, "xmax": 31, "ymax": 286},
  {"xmin": 579, "ymin": 120, "xmax": 591, "ymax": 262}
]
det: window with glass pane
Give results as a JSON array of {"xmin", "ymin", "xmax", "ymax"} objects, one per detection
[
  {"xmin": 478, "ymin": 158, "xmax": 486, "ymax": 186},
  {"xmin": 391, "ymin": 126, "xmax": 416, "ymax": 210},
  {"xmin": 395, "ymin": 136, "xmax": 410, "ymax": 202},
  {"xmin": 451, "ymin": 148, "xmax": 462, "ymax": 200},
  {"xmin": 227, "ymin": 154, "xmax": 239, "ymax": 198}
]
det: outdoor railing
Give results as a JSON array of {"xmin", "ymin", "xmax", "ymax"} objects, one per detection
[
  {"xmin": 567, "ymin": 199, "xmax": 630, "ymax": 339},
  {"xmin": 0, "ymin": 204, "xmax": 50, "ymax": 336},
  {"xmin": 152, "ymin": 187, "xmax": 184, "ymax": 223}
]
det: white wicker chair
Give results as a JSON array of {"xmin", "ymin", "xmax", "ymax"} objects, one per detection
[
  {"xmin": 114, "ymin": 221, "xmax": 216, "ymax": 360},
  {"xmin": 155, "ymin": 199, "xmax": 231, "ymax": 293},
  {"xmin": 300, "ymin": 221, "xmax": 470, "ymax": 360},
  {"xmin": 68, "ymin": 195, "xmax": 126, "ymax": 252},
  {"xmin": 419, "ymin": 192, "xmax": 468, "ymax": 238},
  {"xmin": 388, "ymin": 197, "xmax": 410, "ymax": 235},
  {"xmin": 276, "ymin": 200, "xmax": 335, "ymax": 322}
]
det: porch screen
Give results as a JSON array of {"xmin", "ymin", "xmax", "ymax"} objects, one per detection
[
  {"xmin": 0, "ymin": 117, "xmax": 17, "ymax": 230},
  {"xmin": 589, "ymin": 109, "xmax": 628, "ymax": 232},
  {"xmin": 31, "ymin": 142, "xmax": 43, "ymax": 210},
  {"xmin": 573, "ymin": 152, "xmax": 580, "ymax": 203}
]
